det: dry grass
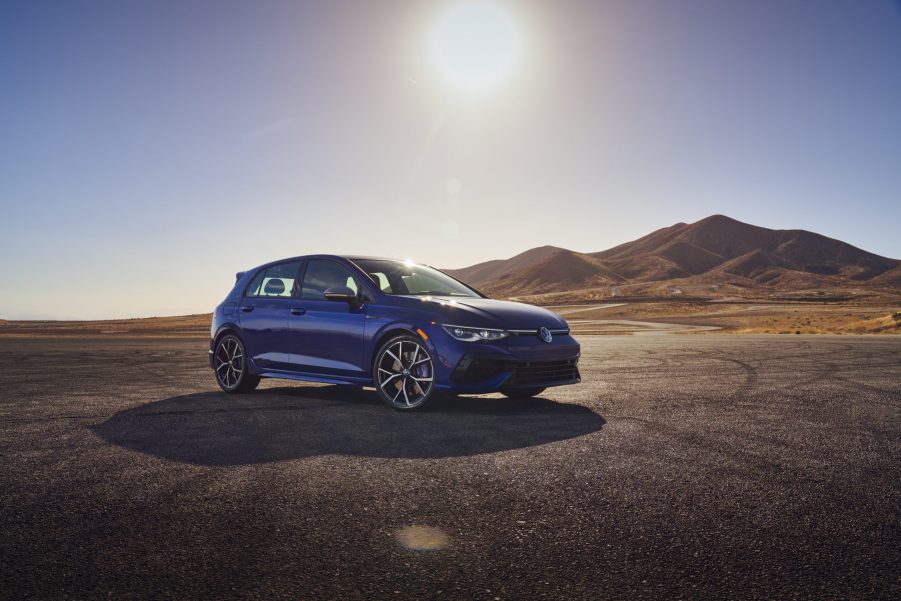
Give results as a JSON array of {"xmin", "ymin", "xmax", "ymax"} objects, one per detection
[
  {"xmin": 558, "ymin": 301, "xmax": 901, "ymax": 335},
  {"xmin": 711, "ymin": 306, "xmax": 900, "ymax": 335},
  {"xmin": 732, "ymin": 311, "xmax": 901, "ymax": 335},
  {"xmin": 513, "ymin": 283, "xmax": 901, "ymax": 306},
  {"xmin": 0, "ymin": 314, "xmax": 212, "ymax": 337}
]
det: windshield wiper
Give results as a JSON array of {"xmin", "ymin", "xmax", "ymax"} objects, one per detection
[{"xmin": 407, "ymin": 291, "xmax": 472, "ymax": 297}]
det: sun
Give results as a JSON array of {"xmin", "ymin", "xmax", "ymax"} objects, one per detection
[{"xmin": 429, "ymin": 2, "xmax": 522, "ymax": 92}]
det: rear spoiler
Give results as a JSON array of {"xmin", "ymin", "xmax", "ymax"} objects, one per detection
[{"xmin": 235, "ymin": 271, "xmax": 246, "ymax": 282}]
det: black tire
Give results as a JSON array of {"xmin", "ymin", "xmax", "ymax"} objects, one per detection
[
  {"xmin": 500, "ymin": 387, "xmax": 546, "ymax": 399},
  {"xmin": 213, "ymin": 334, "xmax": 260, "ymax": 393},
  {"xmin": 373, "ymin": 334, "xmax": 436, "ymax": 410}
]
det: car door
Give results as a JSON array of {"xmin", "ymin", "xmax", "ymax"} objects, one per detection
[
  {"xmin": 287, "ymin": 259, "xmax": 367, "ymax": 378},
  {"xmin": 238, "ymin": 260, "xmax": 303, "ymax": 372}
]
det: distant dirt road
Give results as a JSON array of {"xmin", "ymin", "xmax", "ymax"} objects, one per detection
[
  {"xmin": 569, "ymin": 318, "xmax": 721, "ymax": 334},
  {"xmin": 1, "ymin": 336, "xmax": 899, "ymax": 599},
  {"xmin": 547, "ymin": 303, "xmax": 722, "ymax": 334},
  {"xmin": 547, "ymin": 303, "xmax": 627, "ymax": 315}
]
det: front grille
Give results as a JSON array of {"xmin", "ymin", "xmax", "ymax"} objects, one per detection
[
  {"xmin": 452, "ymin": 358, "xmax": 506, "ymax": 384},
  {"xmin": 508, "ymin": 328, "xmax": 570, "ymax": 336},
  {"xmin": 452, "ymin": 356, "xmax": 580, "ymax": 386},
  {"xmin": 507, "ymin": 358, "xmax": 580, "ymax": 387}
]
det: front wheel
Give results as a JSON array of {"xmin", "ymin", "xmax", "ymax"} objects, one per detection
[
  {"xmin": 374, "ymin": 335, "xmax": 436, "ymax": 410},
  {"xmin": 500, "ymin": 387, "xmax": 546, "ymax": 399},
  {"xmin": 214, "ymin": 334, "xmax": 260, "ymax": 393}
]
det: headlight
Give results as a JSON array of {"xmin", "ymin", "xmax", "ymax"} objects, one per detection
[{"xmin": 441, "ymin": 324, "xmax": 510, "ymax": 342}]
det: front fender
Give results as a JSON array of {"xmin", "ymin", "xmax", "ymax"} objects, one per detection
[{"xmin": 364, "ymin": 318, "xmax": 441, "ymax": 376}]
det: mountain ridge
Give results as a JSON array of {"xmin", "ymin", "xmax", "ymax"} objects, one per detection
[{"xmin": 444, "ymin": 215, "xmax": 899, "ymax": 297}]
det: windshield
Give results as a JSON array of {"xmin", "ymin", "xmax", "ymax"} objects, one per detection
[{"xmin": 352, "ymin": 259, "xmax": 481, "ymax": 298}]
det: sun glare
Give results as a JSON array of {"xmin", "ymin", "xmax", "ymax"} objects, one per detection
[{"xmin": 429, "ymin": 2, "xmax": 522, "ymax": 92}]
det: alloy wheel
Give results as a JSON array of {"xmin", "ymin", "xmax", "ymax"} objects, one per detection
[
  {"xmin": 376, "ymin": 339, "xmax": 434, "ymax": 409},
  {"xmin": 215, "ymin": 336, "xmax": 244, "ymax": 390}
]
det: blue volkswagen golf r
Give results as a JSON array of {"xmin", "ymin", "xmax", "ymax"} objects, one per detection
[{"xmin": 210, "ymin": 255, "xmax": 580, "ymax": 410}]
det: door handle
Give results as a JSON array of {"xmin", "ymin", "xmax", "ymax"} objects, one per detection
[
  {"xmin": 290, "ymin": 307, "xmax": 306, "ymax": 316},
  {"xmin": 241, "ymin": 305, "xmax": 255, "ymax": 313}
]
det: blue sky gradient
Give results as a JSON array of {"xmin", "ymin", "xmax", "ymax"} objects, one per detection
[{"xmin": 1, "ymin": 1, "xmax": 900, "ymax": 318}]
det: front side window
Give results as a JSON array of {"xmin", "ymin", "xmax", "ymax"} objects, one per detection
[
  {"xmin": 369, "ymin": 271, "xmax": 393, "ymax": 293},
  {"xmin": 301, "ymin": 260, "xmax": 359, "ymax": 300},
  {"xmin": 246, "ymin": 261, "xmax": 301, "ymax": 298}
]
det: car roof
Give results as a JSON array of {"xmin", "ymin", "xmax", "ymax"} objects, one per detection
[
  {"xmin": 247, "ymin": 254, "xmax": 408, "ymax": 272},
  {"xmin": 341, "ymin": 255, "xmax": 408, "ymax": 263}
]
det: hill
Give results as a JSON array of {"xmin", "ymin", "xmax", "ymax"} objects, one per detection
[
  {"xmin": 446, "ymin": 215, "xmax": 900, "ymax": 298},
  {"xmin": 446, "ymin": 245, "xmax": 565, "ymax": 286},
  {"xmin": 475, "ymin": 249, "xmax": 623, "ymax": 296}
]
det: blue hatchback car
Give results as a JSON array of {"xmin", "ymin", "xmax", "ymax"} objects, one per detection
[{"xmin": 210, "ymin": 255, "xmax": 580, "ymax": 410}]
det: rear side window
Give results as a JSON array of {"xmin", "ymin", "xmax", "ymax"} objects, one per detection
[
  {"xmin": 246, "ymin": 261, "xmax": 301, "ymax": 298},
  {"xmin": 301, "ymin": 260, "xmax": 359, "ymax": 300}
]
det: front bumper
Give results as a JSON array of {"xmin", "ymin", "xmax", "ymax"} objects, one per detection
[
  {"xmin": 431, "ymin": 328, "xmax": 582, "ymax": 393},
  {"xmin": 451, "ymin": 354, "xmax": 580, "ymax": 392}
]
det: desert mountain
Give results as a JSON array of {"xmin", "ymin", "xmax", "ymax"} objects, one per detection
[
  {"xmin": 444, "ymin": 245, "xmax": 565, "ymax": 286},
  {"xmin": 445, "ymin": 215, "xmax": 899, "ymax": 297}
]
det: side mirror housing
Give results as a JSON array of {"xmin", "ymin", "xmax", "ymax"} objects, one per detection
[{"xmin": 323, "ymin": 286, "xmax": 361, "ymax": 306}]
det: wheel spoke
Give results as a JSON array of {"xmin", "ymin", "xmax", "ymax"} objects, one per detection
[
  {"xmin": 409, "ymin": 345, "xmax": 419, "ymax": 368},
  {"xmin": 380, "ymin": 373, "xmax": 401, "ymax": 386},
  {"xmin": 402, "ymin": 378, "xmax": 410, "ymax": 405},
  {"xmin": 410, "ymin": 376, "xmax": 432, "ymax": 382},
  {"xmin": 384, "ymin": 349, "xmax": 402, "ymax": 366}
]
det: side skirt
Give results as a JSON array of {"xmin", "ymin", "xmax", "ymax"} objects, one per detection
[{"xmin": 256, "ymin": 370, "xmax": 373, "ymax": 387}]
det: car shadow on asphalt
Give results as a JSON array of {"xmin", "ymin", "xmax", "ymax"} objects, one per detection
[{"xmin": 90, "ymin": 385, "xmax": 605, "ymax": 465}]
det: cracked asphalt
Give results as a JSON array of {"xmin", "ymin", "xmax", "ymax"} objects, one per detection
[{"xmin": 1, "ymin": 335, "xmax": 899, "ymax": 600}]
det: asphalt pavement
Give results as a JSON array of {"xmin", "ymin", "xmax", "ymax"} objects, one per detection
[{"xmin": 1, "ymin": 335, "xmax": 899, "ymax": 599}]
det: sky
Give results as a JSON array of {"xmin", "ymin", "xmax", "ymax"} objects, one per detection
[{"xmin": 1, "ymin": 0, "xmax": 900, "ymax": 319}]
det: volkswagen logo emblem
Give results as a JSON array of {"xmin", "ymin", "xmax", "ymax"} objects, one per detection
[{"xmin": 538, "ymin": 327, "xmax": 553, "ymax": 343}]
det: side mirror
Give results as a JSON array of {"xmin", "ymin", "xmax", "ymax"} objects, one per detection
[{"xmin": 324, "ymin": 286, "xmax": 360, "ymax": 305}]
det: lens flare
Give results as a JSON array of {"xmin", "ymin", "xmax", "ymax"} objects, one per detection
[{"xmin": 395, "ymin": 525, "xmax": 450, "ymax": 551}]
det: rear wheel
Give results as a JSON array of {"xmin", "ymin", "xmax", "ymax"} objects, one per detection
[
  {"xmin": 374, "ymin": 335, "xmax": 435, "ymax": 410},
  {"xmin": 214, "ymin": 334, "xmax": 260, "ymax": 393},
  {"xmin": 500, "ymin": 387, "xmax": 545, "ymax": 399}
]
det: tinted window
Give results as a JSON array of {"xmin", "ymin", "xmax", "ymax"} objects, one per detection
[
  {"xmin": 246, "ymin": 261, "xmax": 301, "ymax": 298},
  {"xmin": 301, "ymin": 260, "xmax": 359, "ymax": 300},
  {"xmin": 369, "ymin": 271, "xmax": 393, "ymax": 293}
]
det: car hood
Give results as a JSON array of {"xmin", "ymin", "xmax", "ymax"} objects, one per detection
[{"xmin": 403, "ymin": 296, "xmax": 568, "ymax": 330}]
